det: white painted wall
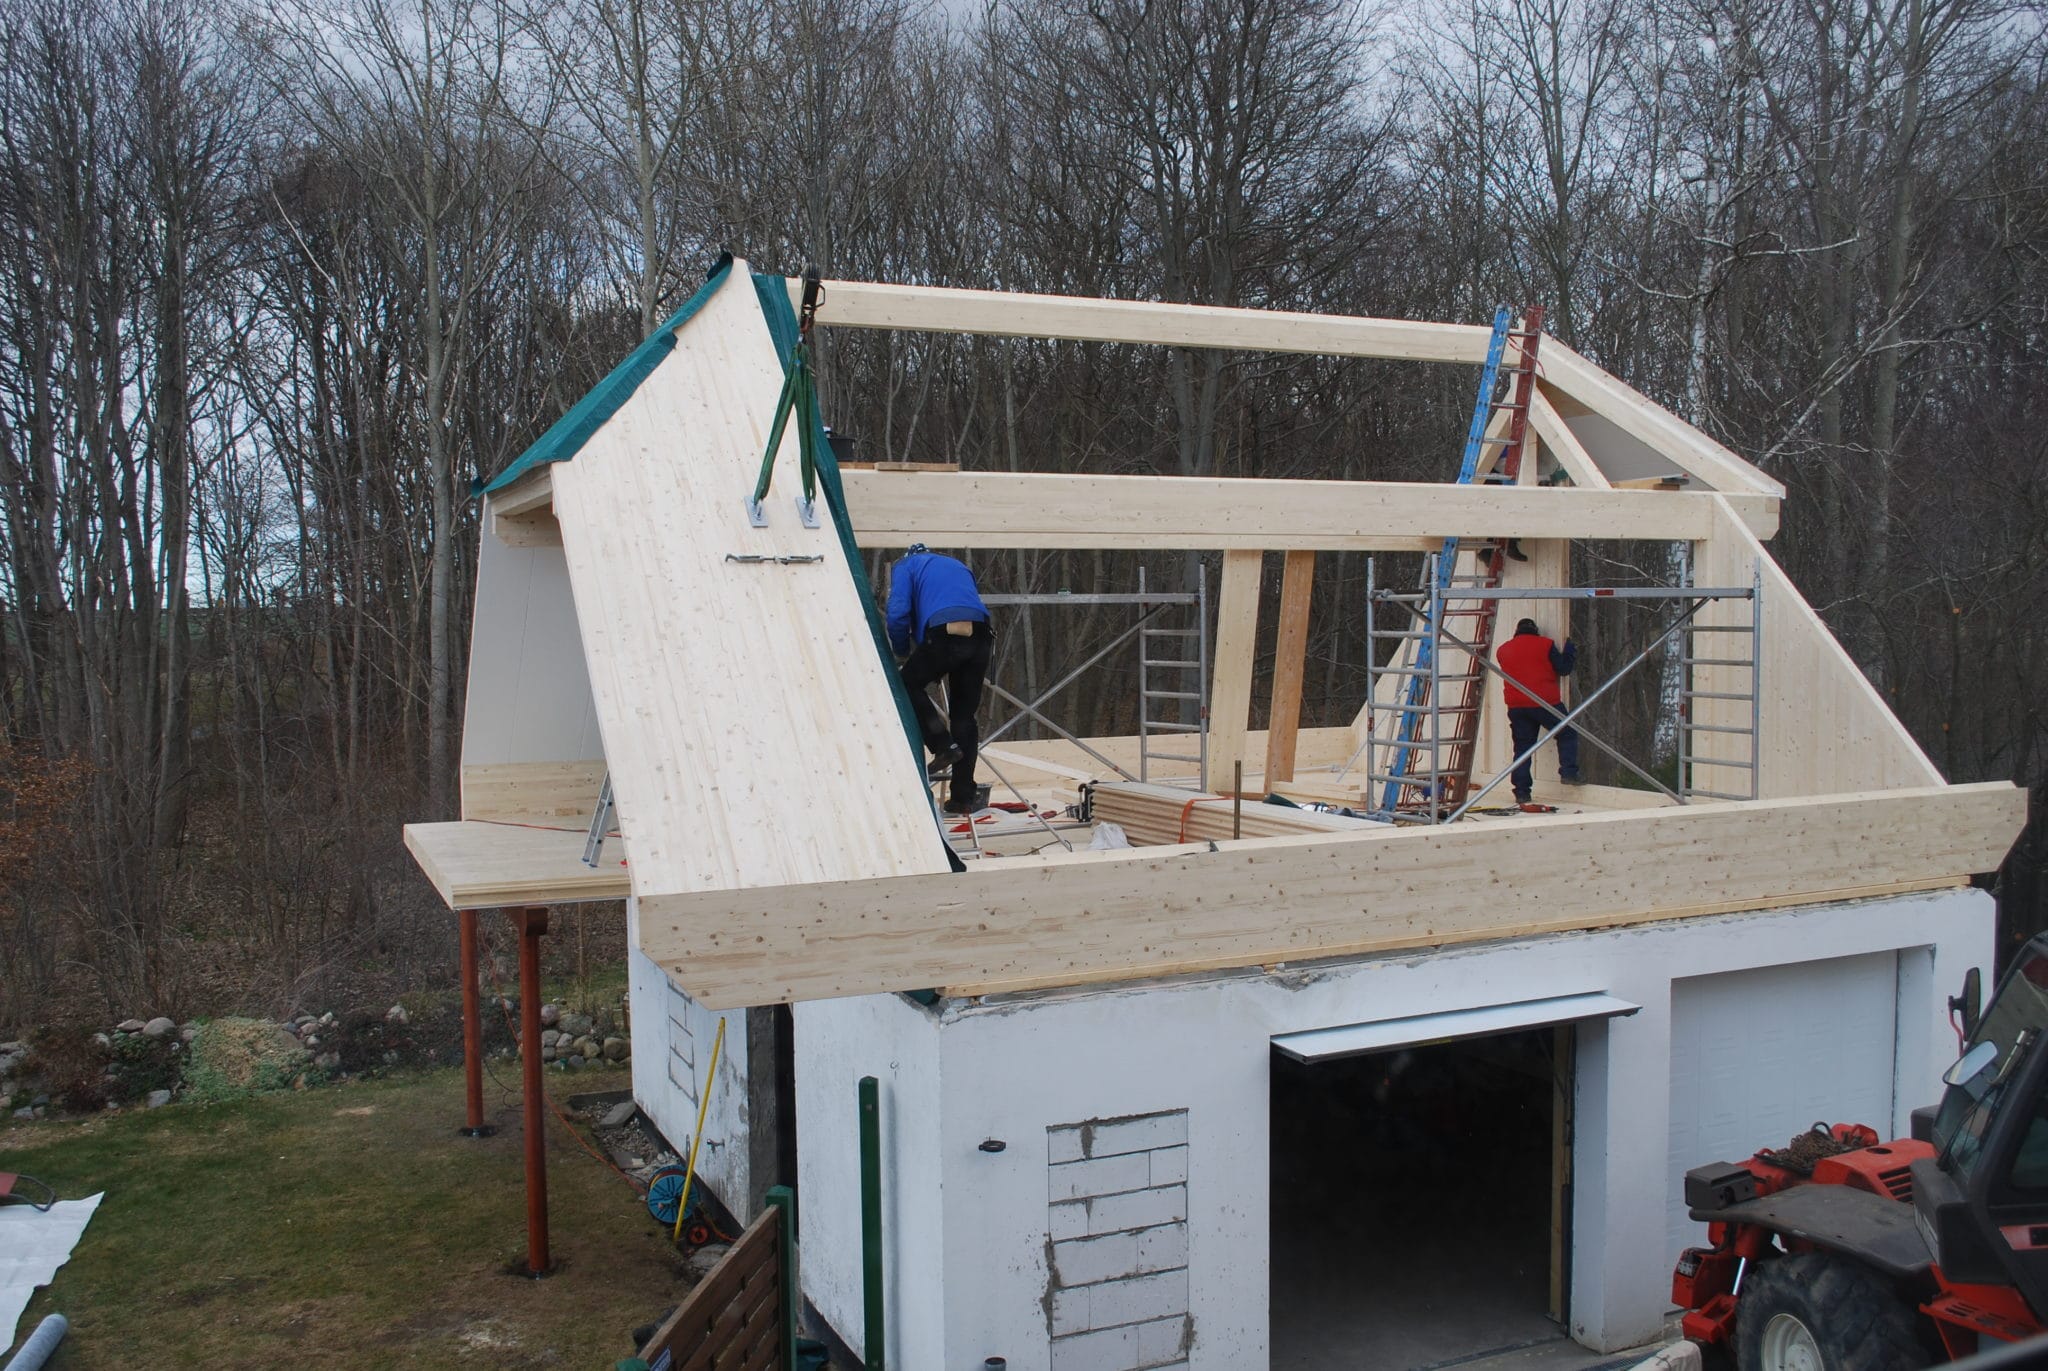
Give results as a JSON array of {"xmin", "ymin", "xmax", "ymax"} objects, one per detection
[
  {"xmin": 793, "ymin": 991, "xmax": 948, "ymax": 1370},
  {"xmin": 461, "ymin": 519, "xmax": 604, "ymax": 767},
  {"xmin": 1664, "ymin": 950, "xmax": 1902, "ymax": 1262},
  {"xmin": 628, "ymin": 938, "xmax": 756, "ymax": 1222},
  {"xmin": 791, "ymin": 888, "xmax": 1992, "ymax": 1367}
]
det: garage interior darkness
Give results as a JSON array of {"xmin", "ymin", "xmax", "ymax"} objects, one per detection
[{"xmin": 1270, "ymin": 1028, "xmax": 1573, "ymax": 1370}]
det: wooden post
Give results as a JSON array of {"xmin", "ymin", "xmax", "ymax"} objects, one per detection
[
  {"xmin": 457, "ymin": 907, "xmax": 492, "ymax": 1137},
  {"xmin": 516, "ymin": 905, "xmax": 552, "ymax": 1275},
  {"xmin": 1208, "ymin": 550, "xmax": 1264, "ymax": 789},
  {"xmin": 1264, "ymin": 550, "xmax": 1315, "ymax": 784}
]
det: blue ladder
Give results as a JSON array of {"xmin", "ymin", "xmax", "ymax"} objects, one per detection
[{"xmin": 1377, "ymin": 306, "xmax": 1523, "ymax": 814}]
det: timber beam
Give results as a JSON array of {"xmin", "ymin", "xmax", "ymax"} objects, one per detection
[
  {"xmin": 808, "ymin": 278, "xmax": 1784, "ymax": 500},
  {"xmin": 635, "ymin": 782, "xmax": 2025, "ymax": 1007},
  {"xmin": 842, "ymin": 470, "xmax": 1778, "ymax": 550}
]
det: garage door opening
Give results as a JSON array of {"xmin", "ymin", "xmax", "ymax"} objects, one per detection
[{"xmin": 1269, "ymin": 1026, "xmax": 1576, "ymax": 1370}]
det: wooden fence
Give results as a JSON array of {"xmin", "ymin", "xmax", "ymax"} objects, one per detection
[{"xmin": 636, "ymin": 1186, "xmax": 797, "ymax": 1371}]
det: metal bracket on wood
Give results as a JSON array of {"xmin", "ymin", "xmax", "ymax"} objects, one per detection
[
  {"xmin": 582, "ymin": 772, "xmax": 615, "ymax": 868},
  {"xmin": 744, "ymin": 495, "xmax": 769, "ymax": 528},
  {"xmin": 794, "ymin": 495, "xmax": 820, "ymax": 529}
]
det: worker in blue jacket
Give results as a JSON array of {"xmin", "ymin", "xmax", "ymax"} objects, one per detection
[{"xmin": 887, "ymin": 544, "xmax": 993, "ymax": 814}]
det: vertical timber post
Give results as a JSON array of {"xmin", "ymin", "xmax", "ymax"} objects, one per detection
[
  {"xmin": 517, "ymin": 905, "xmax": 551, "ymax": 1275},
  {"xmin": 767, "ymin": 1184, "xmax": 799, "ymax": 1371},
  {"xmin": 859, "ymin": 1075, "xmax": 884, "ymax": 1371},
  {"xmin": 457, "ymin": 907, "xmax": 492, "ymax": 1137}
]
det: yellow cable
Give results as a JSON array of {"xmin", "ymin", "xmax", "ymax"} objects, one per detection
[{"xmin": 671, "ymin": 1015, "xmax": 726, "ymax": 1243}]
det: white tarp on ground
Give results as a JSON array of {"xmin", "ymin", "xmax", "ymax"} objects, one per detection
[{"xmin": 0, "ymin": 1193, "xmax": 102, "ymax": 1350}]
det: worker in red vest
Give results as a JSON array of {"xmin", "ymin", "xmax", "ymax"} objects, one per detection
[{"xmin": 1496, "ymin": 618, "xmax": 1583, "ymax": 804}]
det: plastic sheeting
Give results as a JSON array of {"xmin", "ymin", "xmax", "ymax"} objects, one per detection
[{"xmin": 1, "ymin": 1193, "xmax": 101, "ymax": 1350}]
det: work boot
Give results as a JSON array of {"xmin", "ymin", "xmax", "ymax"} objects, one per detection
[
  {"xmin": 1559, "ymin": 773, "xmax": 1584, "ymax": 786},
  {"xmin": 927, "ymin": 745, "xmax": 962, "ymax": 780},
  {"xmin": 1513, "ymin": 790, "xmax": 1532, "ymax": 805},
  {"xmin": 943, "ymin": 784, "xmax": 992, "ymax": 816}
]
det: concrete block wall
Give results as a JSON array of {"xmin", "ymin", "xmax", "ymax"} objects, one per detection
[
  {"xmin": 1047, "ymin": 1110, "xmax": 1193, "ymax": 1370},
  {"xmin": 628, "ymin": 939, "xmax": 759, "ymax": 1222},
  {"xmin": 787, "ymin": 889, "xmax": 1995, "ymax": 1367}
]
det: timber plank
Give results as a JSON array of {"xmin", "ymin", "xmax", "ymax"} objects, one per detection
[
  {"xmin": 1265, "ymin": 551, "xmax": 1315, "ymax": 783},
  {"xmin": 810, "ymin": 279, "xmax": 1781, "ymax": 498},
  {"xmin": 812, "ymin": 278, "xmax": 1491, "ymax": 363},
  {"xmin": 636, "ymin": 783, "xmax": 2025, "ymax": 1006},
  {"xmin": 1207, "ymin": 551, "xmax": 1263, "ymax": 789},
  {"xmin": 404, "ymin": 820, "xmax": 628, "ymax": 909},
  {"xmin": 840, "ymin": 471, "xmax": 1776, "ymax": 550}
]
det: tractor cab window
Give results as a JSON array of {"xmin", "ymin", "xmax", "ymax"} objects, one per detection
[
  {"xmin": 1935, "ymin": 942, "xmax": 2048, "ymax": 1175},
  {"xmin": 2006, "ymin": 1086, "xmax": 2048, "ymax": 1193}
]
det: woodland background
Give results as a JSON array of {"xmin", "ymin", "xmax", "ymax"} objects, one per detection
[{"xmin": 2, "ymin": 0, "xmax": 2044, "ymax": 1026}]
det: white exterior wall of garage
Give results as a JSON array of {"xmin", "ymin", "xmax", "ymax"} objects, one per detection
[{"xmin": 778, "ymin": 888, "xmax": 1993, "ymax": 1369}]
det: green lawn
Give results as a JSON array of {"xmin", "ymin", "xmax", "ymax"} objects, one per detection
[{"xmin": 1, "ymin": 1064, "xmax": 690, "ymax": 1369}]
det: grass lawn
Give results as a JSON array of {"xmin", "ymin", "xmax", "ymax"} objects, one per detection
[{"xmin": 1, "ymin": 1063, "xmax": 692, "ymax": 1369}]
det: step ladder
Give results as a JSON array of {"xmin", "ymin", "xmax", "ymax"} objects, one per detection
[
  {"xmin": 1137, "ymin": 564, "xmax": 1210, "ymax": 789},
  {"xmin": 1371, "ymin": 305, "xmax": 1546, "ymax": 817}
]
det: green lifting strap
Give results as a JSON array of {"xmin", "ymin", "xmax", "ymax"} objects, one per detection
[
  {"xmin": 749, "ymin": 268, "xmax": 966, "ymax": 877},
  {"xmin": 751, "ymin": 268, "xmax": 824, "ymax": 511}
]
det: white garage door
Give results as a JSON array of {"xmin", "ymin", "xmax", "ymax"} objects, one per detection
[{"xmin": 1666, "ymin": 951, "xmax": 1901, "ymax": 1261}]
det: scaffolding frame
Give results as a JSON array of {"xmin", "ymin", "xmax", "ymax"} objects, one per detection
[
  {"xmin": 1348, "ymin": 555, "xmax": 1764, "ymax": 823},
  {"xmin": 979, "ymin": 569, "xmax": 1210, "ymax": 790}
]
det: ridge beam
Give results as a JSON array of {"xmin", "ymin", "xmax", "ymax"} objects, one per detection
[{"xmin": 842, "ymin": 471, "xmax": 1777, "ymax": 550}]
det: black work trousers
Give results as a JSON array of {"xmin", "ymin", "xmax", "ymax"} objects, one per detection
[{"xmin": 900, "ymin": 621, "xmax": 993, "ymax": 806}]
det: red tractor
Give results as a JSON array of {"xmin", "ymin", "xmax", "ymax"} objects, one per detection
[{"xmin": 1674, "ymin": 935, "xmax": 2048, "ymax": 1370}]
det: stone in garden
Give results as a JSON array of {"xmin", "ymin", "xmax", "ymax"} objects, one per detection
[
  {"xmin": 566, "ymin": 1054, "xmax": 585, "ymax": 1069},
  {"xmin": 541, "ymin": 1029, "xmax": 559, "ymax": 1047},
  {"xmin": 0, "ymin": 1041, "xmax": 21, "ymax": 1054},
  {"xmin": 599, "ymin": 1100, "xmax": 637, "ymax": 1129},
  {"xmin": 145, "ymin": 1089, "xmax": 171, "ymax": 1108},
  {"xmin": 541, "ymin": 1045, "xmax": 556, "ymax": 1062},
  {"xmin": 385, "ymin": 1004, "xmax": 407, "ymax": 1024},
  {"xmin": 31, "ymin": 1093, "xmax": 48, "ymax": 1107},
  {"xmin": 315, "ymin": 1052, "xmax": 339, "ymax": 1070},
  {"xmin": 117, "ymin": 1018, "xmax": 145, "ymax": 1034},
  {"xmin": 144, "ymin": 1017, "xmax": 175, "ymax": 1039},
  {"xmin": 683, "ymin": 1244, "xmax": 730, "ymax": 1282},
  {"xmin": 572, "ymin": 1036, "xmax": 597, "ymax": 1060},
  {"xmin": 90, "ymin": 1033, "xmax": 110, "ymax": 1049},
  {"xmin": 179, "ymin": 1027, "xmax": 197, "ymax": 1043},
  {"xmin": 319, "ymin": 1012, "xmax": 334, "ymax": 1027},
  {"xmin": 303, "ymin": 1035, "xmax": 319, "ymax": 1049},
  {"xmin": 559, "ymin": 1012, "xmax": 594, "ymax": 1038},
  {"xmin": 13, "ymin": 1107, "xmax": 32, "ymax": 1120},
  {"xmin": 602, "ymin": 1037, "xmax": 628, "ymax": 1062},
  {"xmin": 539, "ymin": 1003, "xmax": 560, "ymax": 1027}
]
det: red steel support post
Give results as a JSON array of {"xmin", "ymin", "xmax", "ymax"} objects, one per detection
[
  {"xmin": 516, "ymin": 905, "xmax": 551, "ymax": 1275},
  {"xmin": 457, "ymin": 907, "xmax": 493, "ymax": 1137}
]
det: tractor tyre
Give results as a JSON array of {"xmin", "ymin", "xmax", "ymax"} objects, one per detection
[{"xmin": 1735, "ymin": 1253, "xmax": 1933, "ymax": 1371}]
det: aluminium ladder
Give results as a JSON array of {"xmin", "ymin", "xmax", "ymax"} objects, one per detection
[
  {"xmin": 1678, "ymin": 557, "xmax": 1764, "ymax": 801},
  {"xmin": 1137, "ymin": 564, "xmax": 1211, "ymax": 789},
  {"xmin": 1370, "ymin": 306, "xmax": 1547, "ymax": 817}
]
